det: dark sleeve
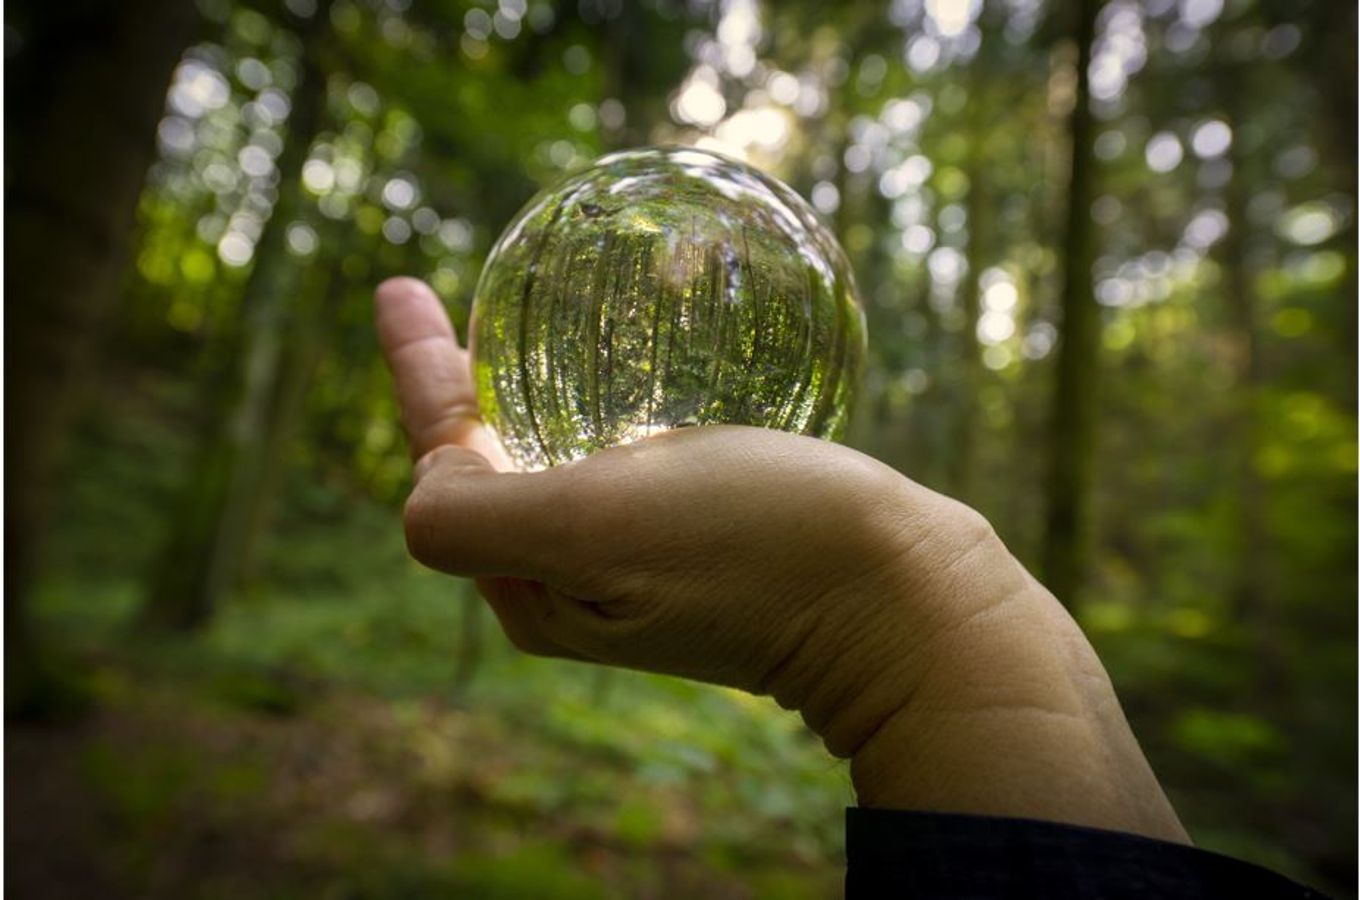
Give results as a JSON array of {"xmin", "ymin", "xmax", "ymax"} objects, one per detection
[{"xmin": 846, "ymin": 808, "xmax": 1330, "ymax": 899}]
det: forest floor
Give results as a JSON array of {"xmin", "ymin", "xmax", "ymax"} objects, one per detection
[
  {"xmin": 6, "ymin": 646, "xmax": 845, "ymax": 899},
  {"xmin": 5, "ymin": 568, "xmax": 843, "ymax": 897}
]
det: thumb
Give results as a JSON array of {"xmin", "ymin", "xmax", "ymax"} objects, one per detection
[{"xmin": 403, "ymin": 445, "xmax": 579, "ymax": 581}]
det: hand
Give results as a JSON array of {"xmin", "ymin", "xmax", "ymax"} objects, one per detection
[{"xmin": 375, "ymin": 276, "xmax": 1189, "ymax": 844}]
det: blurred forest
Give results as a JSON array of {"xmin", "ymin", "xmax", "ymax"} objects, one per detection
[{"xmin": 4, "ymin": 0, "xmax": 1356, "ymax": 897}]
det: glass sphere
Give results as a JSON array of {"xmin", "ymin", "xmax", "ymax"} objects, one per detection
[{"xmin": 469, "ymin": 147, "xmax": 866, "ymax": 470}]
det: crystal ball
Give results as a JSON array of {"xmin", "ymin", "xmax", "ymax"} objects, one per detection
[{"xmin": 469, "ymin": 147, "xmax": 866, "ymax": 470}]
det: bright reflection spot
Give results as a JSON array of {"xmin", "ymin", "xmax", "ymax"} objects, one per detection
[
  {"xmin": 236, "ymin": 57, "xmax": 271, "ymax": 91},
  {"xmin": 334, "ymin": 158, "xmax": 364, "ymax": 192},
  {"xmin": 978, "ymin": 311, "xmax": 1015, "ymax": 345},
  {"xmin": 238, "ymin": 145, "xmax": 273, "ymax": 178},
  {"xmin": 412, "ymin": 207, "xmax": 440, "ymax": 234},
  {"xmin": 893, "ymin": 196, "xmax": 925, "ymax": 228},
  {"xmin": 901, "ymin": 225, "xmax": 935, "ymax": 255},
  {"xmin": 202, "ymin": 160, "xmax": 237, "ymax": 193},
  {"xmin": 1089, "ymin": 1, "xmax": 1147, "ymax": 102},
  {"xmin": 1180, "ymin": 0, "xmax": 1223, "ymax": 29},
  {"xmin": 694, "ymin": 135, "xmax": 743, "ymax": 161},
  {"xmin": 218, "ymin": 232, "xmax": 254, "ymax": 267},
  {"xmin": 811, "ymin": 181, "xmax": 840, "ymax": 214},
  {"xmin": 982, "ymin": 345, "xmax": 1012, "ymax": 370},
  {"xmin": 286, "ymin": 222, "xmax": 318, "ymax": 256},
  {"xmin": 302, "ymin": 159, "xmax": 335, "ymax": 193},
  {"xmin": 793, "ymin": 77, "xmax": 826, "ymax": 117},
  {"xmin": 673, "ymin": 66, "xmax": 726, "ymax": 127},
  {"xmin": 906, "ymin": 35, "xmax": 941, "ymax": 72},
  {"xmin": 1145, "ymin": 131, "xmax": 1183, "ymax": 173},
  {"xmin": 1278, "ymin": 203, "xmax": 1340, "ymax": 246},
  {"xmin": 493, "ymin": 10, "xmax": 522, "ymax": 39},
  {"xmin": 925, "ymin": 0, "xmax": 981, "ymax": 37},
  {"xmin": 383, "ymin": 216, "xmax": 412, "ymax": 244},
  {"xmin": 1096, "ymin": 277, "xmax": 1133, "ymax": 306},
  {"xmin": 170, "ymin": 62, "xmax": 231, "ymax": 119},
  {"xmin": 717, "ymin": 0, "xmax": 760, "ymax": 46},
  {"xmin": 568, "ymin": 102, "xmax": 596, "ymax": 131},
  {"xmin": 715, "ymin": 0, "xmax": 760, "ymax": 76},
  {"xmin": 382, "ymin": 176, "xmax": 418, "ymax": 210},
  {"xmin": 157, "ymin": 116, "xmax": 196, "ymax": 157},
  {"xmin": 882, "ymin": 98, "xmax": 924, "ymax": 134},
  {"xmin": 725, "ymin": 43, "xmax": 756, "ymax": 78},
  {"xmin": 257, "ymin": 88, "xmax": 291, "ymax": 123},
  {"xmin": 1182, "ymin": 208, "xmax": 1228, "ymax": 249},
  {"xmin": 548, "ymin": 140, "xmax": 577, "ymax": 168},
  {"xmin": 982, "ymin": 274, "xmax": 1018, "ymax": 312},
  {"xmin": 318, "ymin": 194, "xmax": 348, "ymax": 219},
  {"xmin": 440, "ymin": 218, "xmax": 473, "ymax": 251},
  {"xmin": 843, "ymin": 145, "xmax": 872, "ymax": 173},
  {"xmin": 938, "ymin": 204, "xmax": 966, "ymax": 233},
  {"xmin": 229, "ymin": 210, "xmax": 265, "ymax": 241},
  {"xmin": 714, "ymin": 106, "xmax": 789, "ymax": 153},
  {"xmin": 347, "ymin": 82, "xmax": 380, "ymax": 116},
  {"xmin": 767, "ymin": 71, "xmax": 799, "ymax": 106},
  {"xmin": 1190, "ymin": 119, "xmax": 1232, "ymax": 158},
  {"xmin": 928, "ymin": 246, "xmax": 966, "ymax": 284},
  {"xmin": 1023, "ymin": 322, "xmax": 1057, "ymax": 359},
  {"xmin": 464, "ymin": 8, "xmax": 492, "ymax": 39}
]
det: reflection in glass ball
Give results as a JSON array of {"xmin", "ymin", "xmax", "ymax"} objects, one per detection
[{"xmin": 469, "ymin": 147, "xmax": 866, "ymax": 470}]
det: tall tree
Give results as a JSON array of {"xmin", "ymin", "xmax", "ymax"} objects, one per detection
[
  {"xmin": 4, "ymin": 0, "xmax": 198, "ymax": 709},
  {"xmin": 143, "ymin": 2, "xmax": 332, "ymax": 629},
  {"xmin": 1040, "ymin": 0, "xmax": 1101, "ymax": 609}
]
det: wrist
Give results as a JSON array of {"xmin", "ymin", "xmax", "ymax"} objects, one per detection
[
  {"xmin": 840, "ymin": 563, "xmax": 1191, "ymax": 843},
  {"xmin": 759, "ymin": 477, "xmax": 1191, "ymax": 844},
  {"xmin": 767, "ymin": 485, "xmax": 1023, "ymax": 757}
]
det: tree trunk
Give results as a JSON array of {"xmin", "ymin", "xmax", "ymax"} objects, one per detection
[
  {"xmin": 237, "ymin": 225, "xmax": 350, "ymax": 583},
  {"xmin": 142, "ymin": 5, "xmax": 331, "ymax": 630},
  {"xmin": 1216, "ymin": 79, "xmax": 1288, "ymax": 693},
  {"xmin": 4, "ymin": 0, "xmax": 197, "ymax": 712},
  {"xmin": 1040, "ymin": 0, "xmax": 1101, "ymax": 611},
  {"xmin": 950, "ymin": 156, "xmax": 990, "ymax": 501}
]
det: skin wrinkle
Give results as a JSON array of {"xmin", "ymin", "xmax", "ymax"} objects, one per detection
[
  {"xmin": 751, "ymin": 601, "xmax": 824, "ymax": 697},
  {"xmin": 854, "ymin": 697, "xmax": 1114, "ymax": 818},
  {"xmin": 835, "ymin": 578, "xmax": 1033, "ymax": 765},
  {"xmin": 788, "ymin": 587, "xmax": 911, "ymax": 755},
  {"xmin": 796, "ymin": 517, "xmax": 1028, "ymax": 756}
]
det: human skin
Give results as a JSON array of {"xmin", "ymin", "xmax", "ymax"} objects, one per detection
[{"xmin": 375, "ymin": 276, "xmax": 1190, "ymax": 845}]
